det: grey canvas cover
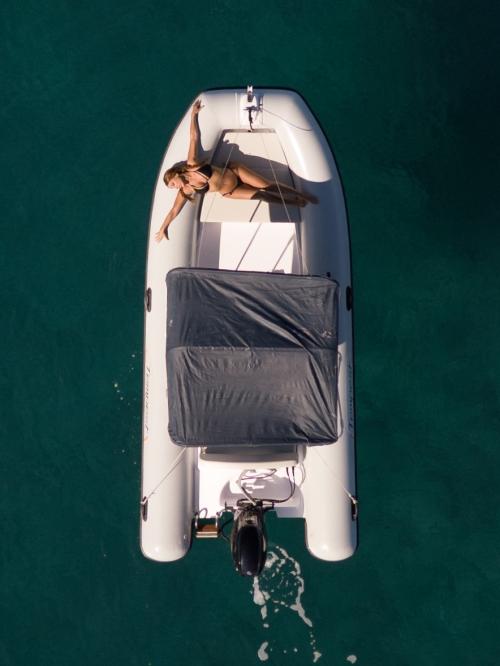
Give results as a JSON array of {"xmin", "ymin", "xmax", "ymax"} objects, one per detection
[{"xmin": 166, "ymin": 268, "xmax": 339, "ymax": 447}]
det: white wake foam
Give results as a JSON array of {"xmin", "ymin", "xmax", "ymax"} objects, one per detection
[{"xmin": 252, "ymin": 545, "xmax": 322, "ymax": 662}]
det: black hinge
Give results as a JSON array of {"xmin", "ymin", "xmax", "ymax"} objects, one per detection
[
  {"xmin": 346, "ymin": 286, "xmax": 353, "ymax": 311},
  {"xmin": 141, "ymin": 497, "xmax": 148, "ymax": 521}
]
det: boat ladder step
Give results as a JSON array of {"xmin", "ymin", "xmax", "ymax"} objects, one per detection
[{"xmin": 195, "ymin": 522, "xmax": 219, "ymax": 539}]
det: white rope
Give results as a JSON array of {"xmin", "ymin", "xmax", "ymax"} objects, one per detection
[
  {"xmin": 141, "ymin": 447, "xmax": 187, "ymax": 504},
  {"xmin": 260, "ymin": 106, "xmax": 313, "ymax": 132},
  {"xmin": 258, "ymin": 132, "xmax": 311, "ymax": 276},
  {"xmin": 271, "ymin": 235, "xmax": 294, "ymax": 272},
  {"xmin": 258, "ymin": 132, "xmax": 293, "ymax": 224},
  {"xmin": 311, "ymin": 447, "xmax": 357, "ymax": 506},
  {"xmin": 235, "ymin": 223, "xmax": 263, "ymax": 270}
]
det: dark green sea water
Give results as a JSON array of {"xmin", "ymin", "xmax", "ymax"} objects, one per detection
[{"xmin": 2, "ymin": 1, "xmax": 500, "ymax": 664}]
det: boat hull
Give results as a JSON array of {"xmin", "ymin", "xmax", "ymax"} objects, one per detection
[{"xmin": 141, "ymin": 88, "xmax": 357, "ymax": 563}]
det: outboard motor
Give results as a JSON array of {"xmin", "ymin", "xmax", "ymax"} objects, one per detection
[{"xmin": 231, "ymin": 504, "xmax": 267, "ymax": 576}]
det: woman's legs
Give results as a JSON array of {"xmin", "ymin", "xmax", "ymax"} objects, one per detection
[
  {"xmin": 251, "ymin": 188, "xmax": 307, "ymax": 207},
  {"xmin": 222, "ymin": 184, "xmax": 263, "ymax": 200},
  {"xmin": 266, "ymin": 182, "xmax": 317, "ymax": 204},
  {"xmin": 230, "ymin": 163, "xmax": 270, "ymax": 189},
  {"xmin": 222, "ymin": 184, "xmax": 307, "ymax": 207},
  {"xmin": 230, "ymin": 163, "xmax": 316, "ymax": 203}
]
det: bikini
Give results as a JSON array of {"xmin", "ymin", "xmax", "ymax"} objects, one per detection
[
  {"xmin": 189, "ymin": 163, "xmax": 213, "ymax": 193},
  {"xmin": 186, "ymin": 163, "xmax": 243, "ymax": 197}
]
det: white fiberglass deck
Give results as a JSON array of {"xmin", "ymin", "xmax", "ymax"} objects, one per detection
[
  {"xmin": 200, "ymin": 130, "xmax": 301, "ymax": 225},
  {"xmin": 197, "ymin": 130, "xmax": 302, "ymax": 272},
  {"xmin": 197, "ymin": 222, "xmax": 300, "ymax": 272},
  {"xmin": 198, "ymin": 459, "xmax": 303, "ymax": 518}
]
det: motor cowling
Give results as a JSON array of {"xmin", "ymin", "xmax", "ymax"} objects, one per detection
[{"xmin": 231, "ymin": 505, "xmax": 267, "ymax": 576}]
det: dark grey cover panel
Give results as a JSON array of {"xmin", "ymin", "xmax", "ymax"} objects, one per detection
[{"xmin": 166, "ymin": 268, "xmax": 339, "ymax": 447}]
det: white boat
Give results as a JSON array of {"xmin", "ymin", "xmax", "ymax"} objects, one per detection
[{"xmin": 141, "ymin": 86, "xmax": 358, "ymax": 575}]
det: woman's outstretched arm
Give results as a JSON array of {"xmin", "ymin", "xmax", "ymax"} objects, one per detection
[
  {"xmin": 155, "ymin": 190, "xmax": 188, "ymax": 241},
  {"xmin": 187, "ymin": 100, "xmax": 203, "ymax": 166}
]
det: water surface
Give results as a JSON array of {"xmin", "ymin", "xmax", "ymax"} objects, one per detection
[{"xmin": 2, "ymin": 1, "xmax": 500, "ymax": 664}]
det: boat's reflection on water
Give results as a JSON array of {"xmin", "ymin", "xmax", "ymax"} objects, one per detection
[{"xmin": 251, "ymin": 545, "xmax": 322, "ymax": 663}]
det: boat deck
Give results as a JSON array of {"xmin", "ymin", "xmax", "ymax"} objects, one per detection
[
  {"xmin": 197, "ymin": 221, "xmax": 300, "ymax": 272},
  {"xmin": 197, "ymin": 130, "xmax": 303, "ymax": 273}
]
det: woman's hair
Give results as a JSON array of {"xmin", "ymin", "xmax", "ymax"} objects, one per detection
[{"xmin": 163, "ymin": 161, "xmax": 202, "ymax": 201}]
